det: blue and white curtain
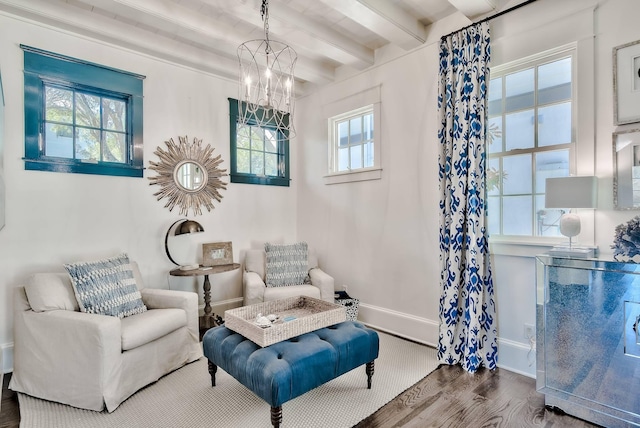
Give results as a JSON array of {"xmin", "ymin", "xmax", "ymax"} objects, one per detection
[{"xmin": 437, "ymin": 22, "xmax": 497, "ymax": 373}]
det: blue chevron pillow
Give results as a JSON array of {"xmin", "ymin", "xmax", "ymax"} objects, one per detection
[
  {"xmin": 64, "ymin": 253, "xmax": 147, "ymax": 318},
  {"xmin": 264, "ymin": 242, "xmax": 310, "ymax": 287}
]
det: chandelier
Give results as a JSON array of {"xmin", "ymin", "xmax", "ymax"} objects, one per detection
[{"xmin": 237, "ymin": 0, "xmax": 297, "ymax": 139}]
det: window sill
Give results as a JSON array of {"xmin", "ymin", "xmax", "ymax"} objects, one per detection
[{"xmin": 323, "ymin": 168, "xmax": 382, "ymax": 185}]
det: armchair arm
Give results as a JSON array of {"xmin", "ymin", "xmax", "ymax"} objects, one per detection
[
  {"xmin": 140, "ymin": 288, "xmax": 199, "ymax": 346},
  {"xmin": 243, "ymin": 271, "xmax": 266, "ymax": 305},
  {"xmin": 309, "ymin": 268, "xmax": 335, "ymax": 302}
]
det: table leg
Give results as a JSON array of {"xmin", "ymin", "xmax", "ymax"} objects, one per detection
[{"xmin": 200, "ymin": 274, "xmax": 223, "ymax": 329}]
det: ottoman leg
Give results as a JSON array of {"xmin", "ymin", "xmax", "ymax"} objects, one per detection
[
  {"xmin": 208, "ymin": 360, "xmax": 218, "ymax": 387},
  {"xmin": 271, "ymin": 406, "xmax": 282, "ymax": 428},
  {"xmin": 366, "ymin": 360, "xmax": 375, "ymax": 389}
]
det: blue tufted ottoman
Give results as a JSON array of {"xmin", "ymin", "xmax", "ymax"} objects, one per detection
[{"xmin": 202, "ymin": 321, "xmax": 380, "ymax": 428}]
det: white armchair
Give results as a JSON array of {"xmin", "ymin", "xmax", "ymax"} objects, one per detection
[
  {"xmin": 9, "ymin": 262, "xmax": 202, "ymax": 412},
  {"xmin": 243, "ymin": 248, "xmax": 335, "ymax": 305}
]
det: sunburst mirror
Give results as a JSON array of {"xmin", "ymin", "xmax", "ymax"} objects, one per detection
[{"xmin": 148, "ymin": 136, "xmax": 227, "ymax": 216}]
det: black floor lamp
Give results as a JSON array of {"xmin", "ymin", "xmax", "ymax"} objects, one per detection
[{"xmin": 165, "ymin": 219, "xmax": 204, "ymax": 266}]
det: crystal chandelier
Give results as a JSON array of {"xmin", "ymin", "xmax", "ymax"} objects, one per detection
[{"xmin": 237, "ymin": 0, "xmax": 297, "ymax": 139}]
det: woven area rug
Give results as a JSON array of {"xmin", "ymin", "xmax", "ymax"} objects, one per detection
[{"xmin": 18, "ymin": 331, "xmax": 439, "ymax": 428}]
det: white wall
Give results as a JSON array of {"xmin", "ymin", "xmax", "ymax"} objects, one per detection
[
  {"xmin": 0, "ymin": 14, "xmax": 298, "ymax": 372},
  {"xmin": 296, "ymin": 0, "xmax": 640, "ymax": 377}
]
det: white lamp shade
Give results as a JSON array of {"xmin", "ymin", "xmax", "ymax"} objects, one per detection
[{"xmin": 545, "ymin": 176, "xmax": 598, "ymax": 209}]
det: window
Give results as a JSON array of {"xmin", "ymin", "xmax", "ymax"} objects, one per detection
[
  {"xmin": 228, "ymin": 98, "xmax": 290, "ymax": 187},
  {"xmin": 488, "ymin": 48, "xmax": 576, "ymax": 238},
  {"xmin": 327, "ymin": 104, "xmax": 381, "ymax": 184},
  {"xmin": 22, "ymin": 45, "xmax": 144, "ymax": 177}
]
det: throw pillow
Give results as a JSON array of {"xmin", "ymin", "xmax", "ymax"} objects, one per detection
[
  {"xmin": 64, "ymin": 253, "xmax": 147, "ymax": 318},
  {"xmin": 264, "ymin": 242, "xmax": 309, "ymax": 287}
]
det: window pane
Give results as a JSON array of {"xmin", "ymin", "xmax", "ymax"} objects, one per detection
[
  {"xmin": 338, "ymin": 147, "xmax": 349, "ymax": 171},
  {"xmin": 338, "ymin": 121, "xmax": 349, "ymax": 146},
  {"xmin": 535, "ymin": 150, "xmax": 570, "ymax": 193},
  {"xmin": 538, "ymin": 58, "xmax": 571, "ymax": 105},
  {"xmin": 102, "ymin": 98, "xmax": 126, "ymax": 131},
  {"xmin": 505, "ymin": 68, "xmax": 534, "ymax": 112},
  {"xmin": 363, "ymin": 113, "xmax": 374, "ymax": 140},
  {"xmin": 488, "ymin": 196, "xmax": 501, "ymax": 234},
  {"xmin": 536, "ymin": 195, "xmax": 563, "ymax": 237},
  {"xmin": 487, "ymin": 157, "xmax": 500, "ymax": 196},
  {"xmin": 45, "ymin": 86, "xmax": 73, "ymax": 123},
  {"xmin": 237, "ymin": 148, "xmax": 250, "ymax": 173},
  {"xmin": 487, "ymin": 118, "xmax": 502, "ymax": 153},
  {"xmin": 538, "ymin": 102, "xmax": 572, "ymax": 147},
  {"xmin": 76, "ymin": 93, "xmax": 101, "ymax": 128},
  {"xmin": 44, "ymin": 123, "xmax": 73, "ymax": 158},
  {"xmin": 251, "ymin": 127, "xmax": 264, "ymax": 151},
  {"xmin": 104, "ymin": 131, "xmax": 126, "ymax": 163},
  {"xmin": 488, "ymin": 77, "xmax": 502, "ymax": 116},
  {"xmin": 76, "ymin": 127, "xmax": 100, "ymax": 160},
  {"xmin": 237, "ymin": 125, "xmax": 250, "ymax": 149},
  {"xmin": 265, "ymin": 153, "xmax": 278, "ymax": 176},
  {"xmin": 503, "ymin": 154, "xmax": 532, "ymax": 195},
  {"xmin": 350, "ymin": 145, "xmax": 363, "ymax": 169},
  {"xmin": 264, "ymin": 129, "xmax": 277, "ymax": 153},
  {"xmin": 503, "ymin": 195, "xmax": 533, "ymax": 235},
  {"xmin": 251, "ymin": 151, "xmax": 264, "ymax": 175},
  {"xmin": 350, "ymin": 117, "xmax": 362, "ymax": 144},
  {"xmin": 364, "ymin": 141, "xmax": 374, "ymax": 168},
  {"xmin": 505, "ymin": 109, "xmax": 534, "ymax": 150}
]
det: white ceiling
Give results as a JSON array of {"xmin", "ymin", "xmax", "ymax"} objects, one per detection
[{"xmin": 0, "ymin": 0, "xmax": 515, "ymax": 93}]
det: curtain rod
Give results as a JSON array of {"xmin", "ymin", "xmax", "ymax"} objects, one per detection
[{"xmin": 440, "ymin": 0, "xmax": 538, "ymax": 40}]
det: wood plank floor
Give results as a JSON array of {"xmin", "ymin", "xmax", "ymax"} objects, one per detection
[{"xmin": 1, "ymin": 364, "xmax": 599, "ymax": 428}]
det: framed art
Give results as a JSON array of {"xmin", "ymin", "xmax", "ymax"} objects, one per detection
[
  {"xmin": 613, "ymin": 128, "xmax": 640, "ymax": 210},
  {"xmin": 202, "ymin": 241, "xmax": 233, "ymax": 266},
  {"xmin": 614, "ymin": 39, "xmax": 640, "ymax": 125}
]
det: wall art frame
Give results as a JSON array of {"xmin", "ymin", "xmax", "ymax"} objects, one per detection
[
  {"xmin": 202, "ymin": 241, "xmax": 233, "ymax": 267},
  {"xmin": 614, "ymin": 39, "xmax": 640, "ymax": 125}
]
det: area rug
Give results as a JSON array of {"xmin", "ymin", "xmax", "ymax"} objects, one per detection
[{"xmin": 18, "ymin": 331, "xmax": 439, "ymax": 428}]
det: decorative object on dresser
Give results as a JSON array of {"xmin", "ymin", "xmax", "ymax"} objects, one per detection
[
  {"xmin": 612, "ymin": 215, "xmax": 640, "ymax": 262},
  {"xmin": 243, "ymin": 243, "xmax": 335, "ymax": 305},
  {"xmin": 536, "ymin": 255, "xmax": 640, "ymax": 427},
  {"xmin": 148, "ymin": 136, "xmax": 227, "ymax": 216},
  {"xmin": 9, "ymin": 254, "xmax": 202, "ymax": 412},
  {"xmin": 164, "ymin": 218, "xmax": 205, "ymax": 267},
  {"xmin": 202, "ymin": 241, "xmax": 233, "ymax": 266},
  {"xmin": 545, "ymin": 176, "xmax": 598, "ymax": 258}
]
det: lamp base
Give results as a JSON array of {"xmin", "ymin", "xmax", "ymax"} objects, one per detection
[{"xmin": 548, "ymin": 246, "xmax": 596, "ymax": 259}]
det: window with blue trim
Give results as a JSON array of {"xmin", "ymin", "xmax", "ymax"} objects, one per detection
[
  {"xmin": 22, "ymin": 46, "xmax": 145, "ymax": 177},
  {"xmin": 228, "ymin": 98, "xmax": 290, "ymax": 187}
]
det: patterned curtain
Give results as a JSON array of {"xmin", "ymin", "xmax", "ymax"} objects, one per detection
[{"xmin": 437, "ymin": 22, "xmax": 497, "ymax": 373}]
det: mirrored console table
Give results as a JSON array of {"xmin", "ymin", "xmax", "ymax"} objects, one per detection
[{"xmin": 536, "ymin": 255, "xmax": 640, "ymax": 427}]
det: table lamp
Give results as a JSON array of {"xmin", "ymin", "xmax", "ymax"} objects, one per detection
[
  {"xmin": 165, "ymin": 219, "xmax": 204, "ymax": 267},
  {"xmin": 545, "ymin": 176, "xmax": 597, "ymax": 257}
]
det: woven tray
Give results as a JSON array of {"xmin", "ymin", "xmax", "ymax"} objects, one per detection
[{"xmin": 224, "ymin": 296, "xmax": 347, "ymax": 347}]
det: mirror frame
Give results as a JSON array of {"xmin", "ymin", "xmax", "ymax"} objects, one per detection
[
  {"xmin": 613, "ymin": 128, "xmax": 640, "ymax": 210},
  {"xmin": 148, "ymin": 136, "xmax": 227, "ymax": 216}
]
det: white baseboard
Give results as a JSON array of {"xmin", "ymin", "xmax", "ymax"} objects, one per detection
[
  {"xmin": 2, "ymin": 342, "xmax": 13, "ymax": 374},
  {"xmin": 202, "ymin": 297, "xmax": 243, "ymax": 317},
  {"xmin": 358, "ymin": 302, "xmax": 536, "ymax": 377}
]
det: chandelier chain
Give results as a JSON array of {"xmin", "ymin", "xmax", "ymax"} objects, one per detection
[{"xmin": 261, "ymin": 0, "xmax": 270, "ymax": 47}]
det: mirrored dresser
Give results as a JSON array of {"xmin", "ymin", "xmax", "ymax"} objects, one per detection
[{"xmin": 536, "ymin": 255, "xmax": 640, "ymax": 427}]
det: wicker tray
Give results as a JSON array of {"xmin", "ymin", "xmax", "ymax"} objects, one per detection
[{"xmin": 224, "ymin": 296, "xmax": 347, "ymax": 347}]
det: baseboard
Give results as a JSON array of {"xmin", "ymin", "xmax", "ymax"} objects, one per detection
[
  {"xmin": 2, "ymin": 342, "xmax": 13, "ymax": 374},
  {"xmin": 204, "ymin": 297, "xmax": 244, "ymax": 317},
  {"xmin": 357, "ymin": 303, "xmax": 536, "ymax": 378}
]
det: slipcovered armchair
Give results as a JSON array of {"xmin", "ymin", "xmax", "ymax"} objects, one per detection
[
  {"xmin": 10, "ymin": 259, "xmax": 202, "ymax": 412},
  {"xmin": 243, "ymin": 244, "xmax": 335, "ymax": 306}
]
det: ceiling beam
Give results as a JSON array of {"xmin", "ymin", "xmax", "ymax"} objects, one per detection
[
  {"xmin": 447, "ymin": 0, "xmax": 496, "ymax": 18},
  {"xmin": 319, "ymin": 0, "xmax": 426, "ymax": 50}
]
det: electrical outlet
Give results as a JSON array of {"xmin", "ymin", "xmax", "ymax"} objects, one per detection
[{"xmin": 524, "ymin": 323, "xmax": 535, "ymax": 339}]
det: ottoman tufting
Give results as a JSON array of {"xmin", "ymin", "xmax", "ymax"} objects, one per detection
[{"xmin": 202, "ymin": 321, "xmax": 380, "ymax": 428}]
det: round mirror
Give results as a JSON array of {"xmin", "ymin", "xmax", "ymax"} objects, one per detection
[
  {"xmin": 148, "ymin": 136, "xmax": 227, "ymax": 216},
  {"xmin": 174, "ymin": 160, "xmax": 208, "ymax": 192}
]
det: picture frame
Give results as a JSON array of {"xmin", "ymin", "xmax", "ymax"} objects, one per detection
[
  {"xmin": 202, "ymin": 241, "xmax": 233, "ymax": 266},
  {"xmin": 613, "ymin": 39, "xmax": 640, "ymax": 125},
  {"xmin": 613, "ymin": 128, "xmax": 640, "ymax": 210}
]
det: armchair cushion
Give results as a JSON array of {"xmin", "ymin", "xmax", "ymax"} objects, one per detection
[
  {"xmin": 120, "ymin": 308, "xmax": 186, "ymax": 351},
  {"xmin": 264, "ymin": 242, "xmax": 309, "ymax": 287},
  {"xmin": 64, "ymin": 253, "xmax": 147, "ymax": 318},
  {"xmin": 25, "ymin": 273, "xmax": 79, "ymax": 312}
]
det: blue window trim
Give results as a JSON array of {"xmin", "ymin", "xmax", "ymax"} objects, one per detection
[
  {"xmin": 228, "ymin": 98, "xmax": 290, "ymax": 187},
  {"xmin": 22, "ymin": 45, "xmax": 145, "ymax": 177}
]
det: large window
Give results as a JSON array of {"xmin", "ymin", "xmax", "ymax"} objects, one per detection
[
  {"xmin": 229, "ymin": 98, "xmax": 290, "ymax": 187},
  {"xmin": 22, "ymin": 45, "xmax": 144, "ymax": 177},
  {"xmin": 488, "ymin": 48, "xmax": 576, "ymax": 237}
]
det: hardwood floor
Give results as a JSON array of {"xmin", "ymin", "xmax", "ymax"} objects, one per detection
[{"xmin": 1, "ymin": 364, "xmax": 598, "ymax": 428}]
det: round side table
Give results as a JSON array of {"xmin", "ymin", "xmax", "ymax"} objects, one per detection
[{"xmin": 169, "ymin": 263, "xmax": 240, "ymax": 329}]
